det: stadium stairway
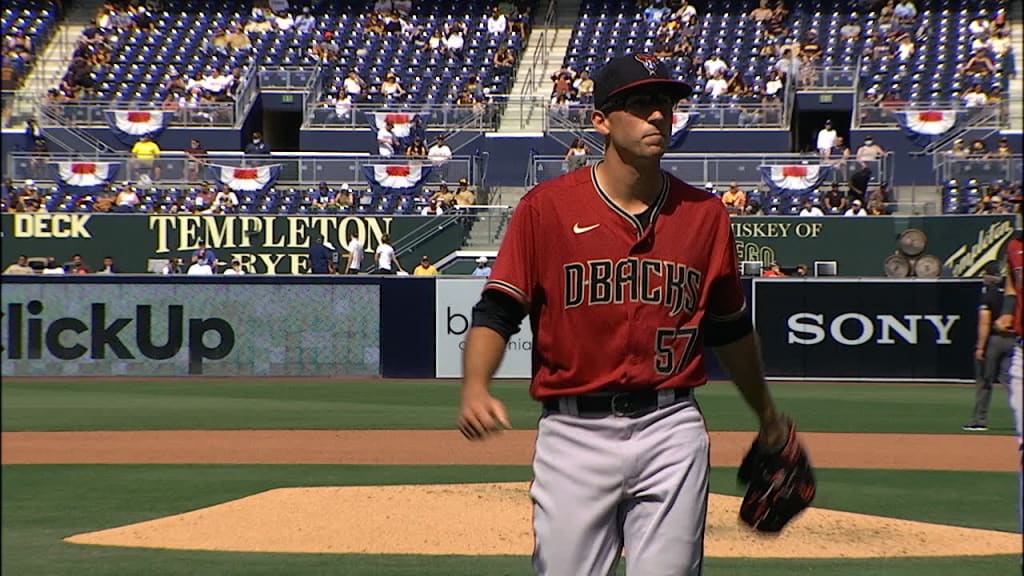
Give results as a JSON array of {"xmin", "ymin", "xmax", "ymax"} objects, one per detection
[
  {"xmin": 11, "ymin": 0, "xmax": 99, "ymax": 127},
  {"xmin": 497, "ymin": 0, "xmax": 581, "ymax": 134}
]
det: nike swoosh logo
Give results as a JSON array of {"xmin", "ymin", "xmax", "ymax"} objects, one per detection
[{"xmin": 573, "ymin": 223, "xmax": 601, "ymax": 234}]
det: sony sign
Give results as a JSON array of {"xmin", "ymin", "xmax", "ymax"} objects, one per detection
[
  {"xmin": 753, "ymin": 280, "xmax": 978, "ymax": 381},
  {"xmin": 786, "ymin": 313, "xmax": 959, "ymax": 346}
]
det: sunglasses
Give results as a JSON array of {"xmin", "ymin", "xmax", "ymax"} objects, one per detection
[{"xmin": 601, "ymin": 91, "xmax": 678, "ymax": 114}]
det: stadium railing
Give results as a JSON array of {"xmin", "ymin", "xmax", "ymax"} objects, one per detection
[
  {"xmin": 528, "ymin": 152, "xmax": 893, "ymax": 191},
  {"xmin": 856, "ymin": 101, "xmax": 1008, "ymax": 129},
  {"xmin": 6, "ymin": 152, "xmax": 481, "ymax": 187},
  {"xmin": 798, "ymin": 65, "xmax": 859, "ymax": 91},
  {"xmin": 936, "ymin": 154, "xmax": 1023, "ymax": 187}
]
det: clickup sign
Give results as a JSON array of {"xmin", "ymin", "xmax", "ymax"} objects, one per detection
[{"xmin": 2, "ymin": 301, "xmax": 234, "ymax": 374}]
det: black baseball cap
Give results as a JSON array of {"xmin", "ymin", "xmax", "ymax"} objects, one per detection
[{"xmin": 593, "ymin": 54, "xmax": 693, "ymax": 111}]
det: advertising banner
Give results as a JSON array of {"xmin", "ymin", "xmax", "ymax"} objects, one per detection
[
  {"xmin": 730, "ymin": 215, "xmax": 1014, "ymax": 277},
  {"xmin": 1, "ymin": 214, "xmax": 465, "ymax": 275},
  {"xmin": 1, "ymin": 281, "xmax": 381, "ymax": 377},
  {"xmin": 753, "ymin": 279, "xmax": 979, "ymax": 381},
  {"xmin": 435, "ymin": 278, "xmax": 533, "ymax": 378}
]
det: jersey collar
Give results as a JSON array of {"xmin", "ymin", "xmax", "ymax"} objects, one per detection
[{"xmin": 590, "ymin": 162, "xmax": 669, "ymax": 238}]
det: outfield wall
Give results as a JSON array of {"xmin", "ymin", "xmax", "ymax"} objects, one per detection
[
  {"xmin": 1, "ymin": 276, "xmax": 981, "ymax": 381},
  {"xmin": 2, "ymin": 214, "xmax": 1013, "ymax": 276}
]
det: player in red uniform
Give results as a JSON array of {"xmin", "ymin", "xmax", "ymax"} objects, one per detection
[{"xmin": 458, "ymin": 53, "xmax": 805, "ymax": 575}]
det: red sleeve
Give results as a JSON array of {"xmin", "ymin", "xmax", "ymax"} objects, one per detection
[
  {"xmin": 485, "ymin": 199, "xmax": 538, "ymax": 307},
  {"xmin": 706, "ymin": 219, "xmax": 747, "ymax": 322}
]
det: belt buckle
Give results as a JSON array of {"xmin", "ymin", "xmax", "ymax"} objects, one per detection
[{"xmin": 610, "ymin": 393, "xmax": 640, "ymax": 417}]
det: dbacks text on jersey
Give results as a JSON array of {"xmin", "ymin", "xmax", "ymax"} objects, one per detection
[{"xmin": 564, "ymin": 257, "xmax": 702, "ymax": 317}]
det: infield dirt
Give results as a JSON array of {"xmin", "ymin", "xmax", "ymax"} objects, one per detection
[{"xmin": 2, "ymin": 430, "xmax": 1018, "ymax": 558}]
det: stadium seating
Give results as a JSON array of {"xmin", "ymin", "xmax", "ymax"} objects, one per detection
[
  {"xmin": 561, "ymin": 0, "xmax": 1008, "ymax": 104},
  {"xmin": 61, "ymin": 0, "xmax": 525, "ymax": 106},
  {"xmin": 1, "ymin": 0, "xmax": 60, "ymax": 89}
]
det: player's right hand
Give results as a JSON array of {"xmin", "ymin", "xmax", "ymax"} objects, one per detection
[
  {"xmin": 458, "ymin": 388, "xmax": 512, "ymax": 441},
  {"xmin": 975, "ymin": 347, "xmax": 985, "ymax": 361}
]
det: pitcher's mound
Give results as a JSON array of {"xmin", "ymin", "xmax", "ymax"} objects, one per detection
[{"xmin": 66, "ymin": 483, "xmax": 1020, "ymax": 558}]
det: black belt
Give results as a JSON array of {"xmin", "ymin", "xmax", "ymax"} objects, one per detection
[{"xmin": 542, "ymin": 388, "xmax": 692, "ymax": 418}]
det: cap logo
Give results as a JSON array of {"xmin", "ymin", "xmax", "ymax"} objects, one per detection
[{"xmin": 634, "ymin": 54, "xmax": 661, "ymax": 76}]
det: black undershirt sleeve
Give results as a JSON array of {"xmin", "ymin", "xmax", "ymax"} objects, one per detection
[
  {"xmin": 703, "ymin": 313, "xmax": 755, "ymax": 347},
  {"xmin": 471, "ymin": 289, "xmax": 528, "ymax": 341}
]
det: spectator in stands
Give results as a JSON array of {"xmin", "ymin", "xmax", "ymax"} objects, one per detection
[
  {"xmin": 762, "ymin": 262, "xmax": 786, "ymax": 277},
  {"xmin": 67, "ymin": 254, "xmax": 90, "ymax": 274},
  {"xmin": 96, "ymin": 256, "xmax": 117, "ymax": 274},
  {"xmin": 866, "ymin": 188, "xmax": 887, "ymax": 215},
  {"xmin": 131, "ymin": 135, "xmax": 161, "ymax": 182},
  {"xmin": 987, "ymin": 29, "xmax": 1011, "ymax": 58},
  {"xmin": 968, "ymin": 139, "xmax": 989, "ymax": 157},
  {"xmin": 947, "ymin": 138, "xmax": 970, "ymax": 158},
  {"xmin": 23, "ymin": 118, "xmax": 42, "ymax": 150},
  {"xmin": 223, "ymin": 259, "xmax": 246, "ymax": 275},
  {"xmin": 892, "ymin": 0, "xmax": 917, "ymax": 27},
  {"xmin": 703, "ymin": 52, "xmax": 728, "ymax": 79},
  {"xmin": 413, "ymin": 255, "xmax": 439, "ymax": 276},
  {"xmin": 113, "ymin": 184, "xmax": 140, "ymax": 213},
  {"xmin": 486, "ymin": 6, "xmax": 508, "ymax": 36},
  {"xmin": 840, "ymin": 17, "xmax": 862, "ymax": 40},
  {"xmin": 848, "ymin": 162, "xmax": 871, "ymax": 203},
  {"xmin": 40, "ymin": 257, "xmax": 64, "ymax": 275},
  {"xmin": 564, "ymin": 138, "xmax": 589, "ymax": 172},
  {"xmin": 823, "ymin": 182, "xmax": 847, "ymax": 213},
  {"xmin": 133, "ymin": 6, "xmax": 155, "ymax": 31},
  {"xmin": 403, "ymin": 136, "xmax": 427, "ymax": 157},
  {"xmin": 4, "ymin": 254, "xmax": 35, "ymax": 274},
  {"xmin": 160, "ymin": 257, "xmax": 185, "ymax": 274},
  {"xmin": 456, "ymin": 184, "xmax": 477, "ymax": 208},
  {"xmin": 762, "ymin": 70, "xmax": 784, "ymax": 100},
  {"xmin": 967, "ymin": 14, "xmax": 990, "ymax": 38},
  {"xmin": 308, "ymin": 235, "xmax": 335, "ymax": 274},
  {"xmin": 377, "ymin": 120, "xmax": 396, "ymax": 156},
  {"xmin": 843, "ymin": 199, "xmax": 867, "ymax": 217},
  {"xmin": 472, "ymin": 256, "xmax": 492, "ymax": 278},
  {"xmin": 274, "ymin": 10, "xmax": 294, "ymax": 31},
  {"xmin": 343, "ymin": 70, "xmax": 366, "ymax": 99},
  {"xmin": 26, "ymin": 138, "xmax": 49, "ymax": 180},
  {"xmin": 333, "ymin": 184, "xmax": 353, "ymax": 210},
  {"xmin": 961, "ymin": 48, "xmax": 996, "ymax": 76},
  {"xmin": 344, "ymin": 230, "xmax": 364, "ymax": 274},
  {"xmin": 427, "ymin": 136, "xmax": 452, "ymax": 179},
  {"xmin": 186, "ymin": 256, "xmax": 214, "ymax": 275},
  {"xmin": 244, "ymin": 131, "xmax": 270, "ymax": 156},
  {"xmin": 213, "ymin": 184, "xmax": 239, "ymax": 213},
  {"xmin": 430, "ymin": 183, "xmax": 455, "ymax": 206},
  {"xmin": 797, "ymin": 197, "xmax": 823, "ymax": 217},
  {"xmin": 493, "ymin": 45, "xmax": 516, "ymax": 73},
  {"xmin": 749, "ymin": 0, "xmax": 773, "ymax": 22},
  {"xmin": 245, "ymin": 12, "xmax": 273, "ymax": 34},
  {"xmin": 191, "ymin": 239, "xmax": 217, "ymax": 268},
  {"xmin": 226, "ymin": 26, "xmax": 252, "ymax": 51},
  {"xmin": 719, "ymin": 183, "xmax": 744, "ymax": 215},
  {"xmin": 855, "ymin": 136, "xmax": 885, "ymax": 163},
  {"xmin": 825, "ymin": 136, "xmax": 851, "ymax": 181},
  {"xmin": 184, "ymin": 138, "xmax": 207, "ymax": 182},
  {"xmin": 801, "ymin": 31, "xmax": 822, "ymax": 63},
  {"xmin": 380, "ymin": 72, "xmax": 405, "ymax": 100},
  {"xmin": 815, "ymin": 119, "xmax": 837, "ymax": 159},
  {"xmin": 444, "ymin": 27, "xmax": 465, "ymax": 54},
  {"xmin": 294, "ymin": 7, "xmax": 315, "ymax": 34},
  {"xmin": 993, "ymin": 137, "xmax": 1013, "ymax": 158},
  {"xmin": 374, "ymin": 234, "xmax": 402, "ymax": 274},
  {"xmin": 961, "ymin": 84, "xmax": 988, "ymax": 108},
  {"xmin": 895, "ymin": 33, "xmax": 915, "ymax": 62},
  {"xmin": 704, "ymin": 71, "xmax": 728, "ymax": 98}
]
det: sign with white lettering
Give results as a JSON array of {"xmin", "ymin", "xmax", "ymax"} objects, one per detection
[{"xmin": 753, "ymin": 279, "xmax": 979, "ymax": 381}]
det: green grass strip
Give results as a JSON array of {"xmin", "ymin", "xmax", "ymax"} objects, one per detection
[{"xmin": 2, "ymin": 379, "xmax": 1016, "ymax": 434}]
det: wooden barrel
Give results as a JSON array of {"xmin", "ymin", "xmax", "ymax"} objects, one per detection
[
  {"xmin": 897, "ymin": 228, "xmax": 928, "ymax": 257},
  {"xmin": 884, "ymin": 253, "xmax": 911, "ymax": 277},
  {"xmin": 913, "ymin": 254, "xmax": 943, "ymax": 278}
]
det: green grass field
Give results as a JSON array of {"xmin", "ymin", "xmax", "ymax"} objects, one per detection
[{"xmin": 2, "ymin": 379, "xmax": 1020, "ymax": 576}]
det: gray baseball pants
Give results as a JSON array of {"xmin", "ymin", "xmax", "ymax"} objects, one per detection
[
  {"xmin": 971, "ymin": 333, "xmax": 1016, "ymax": 427},
  {"xmin": 530, "ymin": 397, "xmax": 708, "ymax": 576}
]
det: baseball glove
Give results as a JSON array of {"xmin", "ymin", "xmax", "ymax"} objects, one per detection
[{"xmin": 737, "ymin": 418, "xmax": 816, "ymax": 533}]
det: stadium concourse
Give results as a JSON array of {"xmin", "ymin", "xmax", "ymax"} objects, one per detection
[{"xmin": 1, "ymin": 0, "xmax": 1021, "ymax": 258}]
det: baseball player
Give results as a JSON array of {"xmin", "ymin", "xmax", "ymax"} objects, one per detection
[
  {"xmin": 458, "ymin": 53, "xmax": 802, "ymax": 575},
  {"xmin": 995, "ymin": 213, "xmax": 1022, "ymax": 535}
]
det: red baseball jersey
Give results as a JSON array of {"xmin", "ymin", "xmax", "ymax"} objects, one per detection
[
  {"xmin": 1008, "ymin": 237, "xmax": 1023, "ymax": 337},
  {"xmin": 486, "ymin": 166, "xmax": 746, "ymax": 399}
]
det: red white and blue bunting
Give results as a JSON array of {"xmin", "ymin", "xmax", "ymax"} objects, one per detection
[
  {"xmin": 208, "ymin": 163, "xmax": 282, "ymax": 192},
  {"xmin": 759, "ymin": 164, "xmax": 833, "ymax": 198},
  {"xmin": 366, "ymin": 111, "xmax": 426, "ymax": 150},
  {"xmin": 670, "ymin": 111, "xmax": 699, "ymax": 149},
  {"xmin": 51, "ymin": 161, "xmax": 119, "ymax": 193},
  {"xmin": 362, "ymin": 163, "xmax": 432, "ymax": 192},
  {"xmin": 105, "ymin": 110, "xmax": 171, "ymax": 146},
  {"xmin": 894, "ymin": 109, "xmax": 961, "ymax": 148}
]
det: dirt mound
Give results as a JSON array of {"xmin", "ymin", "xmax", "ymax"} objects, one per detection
[{"xmin": 65, "ymin": 483, "xmax": 1021, "ymax": 558}]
